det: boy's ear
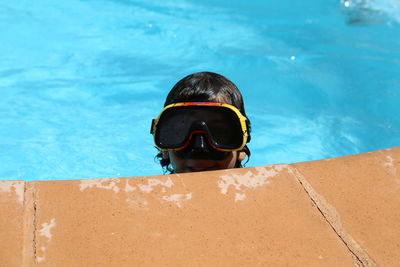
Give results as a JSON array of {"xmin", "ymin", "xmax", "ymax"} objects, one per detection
[
  {"xmin": 162, "ymin": 151, "xmax": 169, "ymax": 160},
  {"xmin": 237, "ymin": 151, "xmax": 246, "ymax": 161}
]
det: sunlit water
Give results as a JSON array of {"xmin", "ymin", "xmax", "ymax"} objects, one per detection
[{"xmin": 1, "ymin": 0, "xmax": 399, "ymax": 181}]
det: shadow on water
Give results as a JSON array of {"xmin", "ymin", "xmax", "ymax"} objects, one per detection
[{"xmin": 339, "ymin": 0, "xmax": 400, "ymax": 26}]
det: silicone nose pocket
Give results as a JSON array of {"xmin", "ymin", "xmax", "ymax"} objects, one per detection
[
  {"xmin": 176, "ymin": 133, "xmax": 229, "ymax": 160},
  {"xmin": 192, "ymin": 134, "xmax": 210, "ymax": 152}
]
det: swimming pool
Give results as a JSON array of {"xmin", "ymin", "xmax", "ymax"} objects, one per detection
[{"xmin": 1, "ymin": 0, "xmax": 399, "ymax": 181}]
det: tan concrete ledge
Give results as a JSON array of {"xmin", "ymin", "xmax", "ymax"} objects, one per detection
[{"xmin": 1, "ymin": 147, "xmax": 399, "ymax": 266}]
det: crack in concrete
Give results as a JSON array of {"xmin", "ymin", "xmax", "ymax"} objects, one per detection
[
  {"xmin": 288, "ymin": 166, "xmax": 377, "ymax": 267},
  {"xmin": 33, "ymin": 192, "xmax": 38, "ymax": 264}
]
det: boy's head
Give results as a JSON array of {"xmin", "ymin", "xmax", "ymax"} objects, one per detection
[
  {"xmin": 164, "ymin": 72, "xmax": 246, "ymax": 111},
  {"xmin": 152, "ymin": 72, "xmax": 251, "ymax": 173}
]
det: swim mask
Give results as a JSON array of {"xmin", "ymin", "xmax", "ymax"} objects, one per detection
[{"xmin": 150, "ymin": 102, "xmax": 250, "ymax": 157}]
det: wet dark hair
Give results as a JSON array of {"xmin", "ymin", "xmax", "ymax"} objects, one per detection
[{"xmin": 155, "ymin": 71, "xmax": 251, "ymax": 174}]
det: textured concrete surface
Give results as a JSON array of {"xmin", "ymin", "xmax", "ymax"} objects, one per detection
[
  {"xmin": 0, "ymin": 147, "xmax": 399, "ymax": 266},
  {"xmin": 292, "ymin": 147, "xmax": 400, "ymax": 267},
  {"xmin": 0, "ymin": 181, "xmax": 25, "ymax": 267}
]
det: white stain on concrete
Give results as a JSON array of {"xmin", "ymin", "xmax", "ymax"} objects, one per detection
[
  {"xmin": 126, "ymin": 197, "xmax": 149, "ymax": 210},
  {"xmin": 79, "ymin": 178, "xmax": 120, "ymax": 193},
  {"xmin": 125, "ymin": 180, "xmax": 136, "ymax": 192},
  {"xmin": 137, "ymin": 177, "xmax": 174, "ymax": 193},
  {"xmin": 384, "ymin": 155, "xmax": 394, "ymax": 168},
  {"xmin": 235, "ymin": 193, "xmax": 246, "ymax": 202},
  {"xmin": 162, "ymin": 193, "xmax": 192, "ymax": 208},
  {"xmin": 0, "ymin": 181, "xmax": 24, "ymax": 203},
  {"xmin": 39, "ymin": 218, "xmax": 56, "ymax": 242},
  {"xmin": 36, "ymin": 218, "xmax": 56, "ymax": 263},
  {"xmin": 218, "ymin": 165, "xmax": 287, "ymax": 195},
  {"xmin": 384, "ymin": 155, "xmax": 399, "ymax": 181}
]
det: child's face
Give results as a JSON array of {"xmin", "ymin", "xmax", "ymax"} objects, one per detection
[
  {"xmin": 155, "ymin": 95, "xmax": 248, "ymax": 173},
  {"xmin": 164, "ymin": 150, "xmax": 246, "ymax": 173}
]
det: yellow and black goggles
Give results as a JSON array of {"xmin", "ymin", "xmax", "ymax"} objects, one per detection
[{"xmin": 150, "ymin": 102, "xmax": 250, "ymax": 152}]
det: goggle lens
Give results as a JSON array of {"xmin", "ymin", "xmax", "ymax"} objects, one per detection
[{"xmin": 154, "ymin": 105, "xmax": 245, "ymax": 151}]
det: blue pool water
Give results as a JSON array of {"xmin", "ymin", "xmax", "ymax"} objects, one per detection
[{"xmin": 1, "ymin": 0, "xmax": 399, "ymax": 181}]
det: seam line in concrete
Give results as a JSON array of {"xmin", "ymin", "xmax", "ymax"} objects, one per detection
[
  {"xmin": 22, "ymin": 183, "xmax": 36, "ymax": 266},
  {"xmin": 288, "ymin": 166, "xmax": 376, "ymax": 267}
]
